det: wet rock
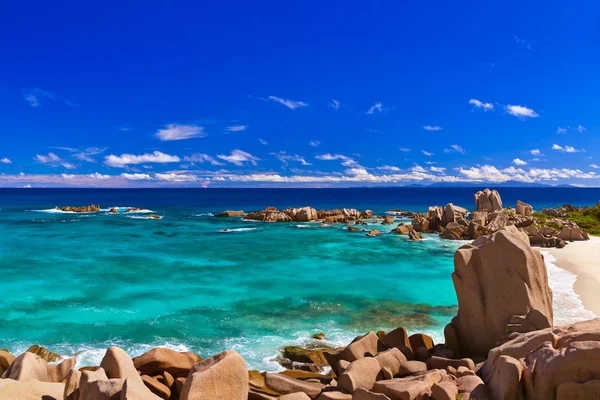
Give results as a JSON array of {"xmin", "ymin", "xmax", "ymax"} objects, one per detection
[
  {"xmin": 26, "ymin": 345, "xmax": 62, "ymax": 363},
  {"xmin": 215, "ymin": 210, "xmax": 245, "ymax": 217},
  {"xmin": 382, "ymin": 215, "xmax": 395, "ymax": 225},
  {"xmin": 55, "ymin": 205, "xmax": 101, "ymax": 213},
  {"xmin": 366, "ymin": 229, "xmax": 383, "ymax": 237},
  {"xmin": 408, "ymin": 230, "xmax": 423, "ymax": 240}
]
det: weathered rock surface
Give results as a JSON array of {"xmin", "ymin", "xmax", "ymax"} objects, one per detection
[
  {"xmin": 180, "ymin": 350, "xmax": 248, "ymax": 400},
  {"xmin": 475, "ymin": 189, "xmax": 502, "ymax": 212},
  {"xmin": 482, "ymin": 318, "xmax": 600, "ymax": 400},
  {"xmin": 100, "ymin": 346, "xmax": 161, "ymax": 400},
  {"xmin": 444, "ymin": 225, "xmax": 553, "ymax": 358},
  {"xmin": 372, "ymin": 369, "xmax": 446, "ymax": 400},
  {"xmin": 133, "ymin": 347, "xmax": 201, "ymax": 378},
  {"xmin": 516, "ymin": 200, "xmax": 533, "ymax": 215}
]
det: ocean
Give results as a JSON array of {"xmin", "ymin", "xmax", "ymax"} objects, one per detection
[{"xmin": 0, "ymin": 187, "xmax": 598, "ymax": 370}]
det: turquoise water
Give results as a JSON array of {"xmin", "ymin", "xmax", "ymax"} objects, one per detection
[{"xmin": 1, "ymin": 188, "xmax": 598, "ymax": 369}]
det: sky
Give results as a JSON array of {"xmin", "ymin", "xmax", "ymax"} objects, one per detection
[{"xmin": 1, "ymin": 1, "xmax": 599, "ymax": 188}]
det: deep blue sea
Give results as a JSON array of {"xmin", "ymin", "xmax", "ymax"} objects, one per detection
[{"xmin": 0, "ymin": 187, "xmax": 598, "ymax": 369}]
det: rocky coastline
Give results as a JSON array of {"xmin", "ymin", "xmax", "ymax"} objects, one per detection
[
  {"xmin": 3, "ymin": 223, "xmax": 600, "ymax": 399},
  {"xmin": 3, "ymin": 191, "xmax": 600, "ymax": 399},
  {"xmin": 215, "ymin": 188, "xmax": 595, "ymax": 247}
]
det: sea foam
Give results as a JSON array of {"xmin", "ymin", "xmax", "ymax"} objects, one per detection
[{"xmin": 543, "ymin": 251, "xmax": 596, "ymax": 326}]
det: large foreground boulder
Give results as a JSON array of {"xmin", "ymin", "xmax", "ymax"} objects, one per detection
[
  {"xmin": 444, "ymin": 225, "xmax": 553, "ymax": 358},
  {"xmin": 180, "ymin": 350, "xmax": 248, "ymax": 400},
  {"xmin": 481, "ymin": 318, "xmax": 600, "ymax": 400}
]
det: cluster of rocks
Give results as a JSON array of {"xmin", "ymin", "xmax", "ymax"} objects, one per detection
[
  {"xmin": 219, "ymin": 206, "xmax": 376, "ymax": 224},
  {"xmin": 54, "ymin": 205, "xmax": 100, "ymax": 213},
  {"xmin": 408, "ymin": 188, "xmax": 590, "ymax": 248}
]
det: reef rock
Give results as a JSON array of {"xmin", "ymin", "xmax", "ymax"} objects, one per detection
[
  {"xmin": 55, "ymin": 204, "xmax": 101, "ymax": 213},
  {"xmin": 444, "ymin": 225, "xmax": 553, "ymax": 358}
]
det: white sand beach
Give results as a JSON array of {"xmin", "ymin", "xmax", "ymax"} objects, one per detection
[{"xmin": 547, "ymin": 236, "xmax": 600, "ymax": 317}]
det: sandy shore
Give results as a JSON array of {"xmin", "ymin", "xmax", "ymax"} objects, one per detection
[{"xmin": 547, "ymin": 236, "xmax": 600, "ymax": 316}]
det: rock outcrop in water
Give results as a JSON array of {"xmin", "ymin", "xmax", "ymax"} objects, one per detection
[
  {"xmin": 444, "ymin": 225, "xmax": 554, "ymax": 358},
  {"xmin": 54, "ymin": 205, "xmax": 100, "ymax": 213},
  {"xmin": 215, "ymin": 210, "xmax": 246, "ymax": 217}
]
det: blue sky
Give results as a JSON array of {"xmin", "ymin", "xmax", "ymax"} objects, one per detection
[{"xmin": 1, "ymin": 1, "xmax": 599, "ymax": 187}]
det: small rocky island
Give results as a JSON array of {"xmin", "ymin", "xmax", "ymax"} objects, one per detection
[{"xmin": 54, "ymin": 205, "xmax": 101, "ymax": 213}]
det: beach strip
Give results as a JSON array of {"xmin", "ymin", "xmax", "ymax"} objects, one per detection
[{"xmin": 547, "ymin": 236, "xmax": 600, "ymax": 317}]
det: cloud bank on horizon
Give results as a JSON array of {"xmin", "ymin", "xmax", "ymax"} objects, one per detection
[{"xmin": 0, "ymin": 1, "xmax": 598, "ymax": 188}]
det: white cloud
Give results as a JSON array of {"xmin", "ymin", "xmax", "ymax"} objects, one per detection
[
  {"xmin": 330, "ymin": 99, "xmax": 340, "ymax": 110},
  {"xmin": 88, "ymin": 173, "xmax": 111, "ymax": 180},
  {"xmin": 505, "ymin": 105, "xmax": 539, "ymax": 118},
  {"xmin": 377, "ymin": 165, "xmax": 401, "ymax": 172},
  {"xmin": 421, "ymin": 150, "xmax": 434, "ymax": 156},
  {"xmin": 155, "ymin": 124, "xmax": 205, "ymax": 141},
  {"xmin": 423, "ymin": 125, "xmax": 443, "ymax": 131},
  {"xmin": 577, "ymin": 125, "xmax": 586, "ymax": 133},
  {"xmin": 590, "ymin": 164, "xmax": 599, "ymax": 169},
  {"xmin": 121, "ymin": 173, "xmax": 152, "ymax": 180},
  {"xmin": 469, "ymin": 99, "xmax": 494, "ymax": 111},
  {"xmin": 259, "ymin": 138, "xmax": 268, "ymax": 145},
  {"xmin": 34, "ymin": 152, "xmax": 75, "ymax": 169},
  {"xmin": 309, "ymin": 140, "xmax": 321, "ymax": 147},
  {"xmin": 183, "ymin": 154, "xmax": 224, "ymax": 166},
  {"xmin": 74, "ymin": 147, "xmax": 107, "ymax": 163},
  {"xmin": 35, "ymin": 153, "xmax": 62, "ymax": 163},
  {"xmin": 444, "ymin": 144, "xmax": 466, "ymax": 155},
  {"xmin": 430, "ymin": 166, "xmax": 446, "ymax": 173},
  {"xmin": 530, "ymin": 149, "xmax": 541, "ymax": 156},
  {"xmin": 268, "ymin": 96, "xmax": 308, "ymax": 110},
  {"xmin": 552, "ymin": 144, "xmax": 581, "ymax": 153},
  {"xmin": 557, "ymin": 127, "xmax": 567, "ymax": 134},
  {"xmin": 22, "ymin": 88, "xmax": 57, "ymax": 107},
  {"xmin": 217, "ymin": 149, "xmax": 260, "ymax": 166},
  {"xmin": 367, "ymin": 102, "xmax": 383, "ymax": 114},
  {"xmin": 513, "ymin": 158, "xmax": 528, "ymax": 166},
  {"xmin": 399, "ymin": 148, "xmax": 411, "ymax": 152},
  {"xmin": 0, "ymin": 158, "xmax": 12, "ymax": 164},
  {"xmin": 514, "ymin": 36, "xmax": 531, "ymax": 50},
  {"xmin": 155, "ymin": 173, "xmax": 198, "ymax": 182},
  {"xmin": 105, "ymin": 151, "xmax": 180, "ymax": 167},
  {"xmin": 271, "ymin": 151, "xmax": 311, "ymax": 166},
  {"xmin": 411, "ymin": 165, "xmax": 427, "ymax": 173},
  {"xmin": 226, "ymin": 125, "xmax": 247, "ymax": 132}
]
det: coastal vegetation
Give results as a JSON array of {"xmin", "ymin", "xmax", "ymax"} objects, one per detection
[{"xmin": 566, "ymin": 202, "xmax": 600, "ymax": 236}]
